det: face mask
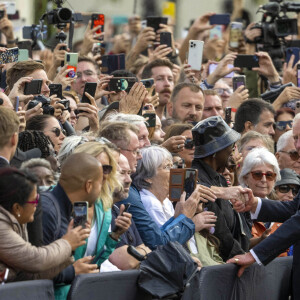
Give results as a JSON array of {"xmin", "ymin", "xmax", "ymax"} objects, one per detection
[{"xmin": 38, "ymin": 186, "xmax": 50, "ymax": 192}]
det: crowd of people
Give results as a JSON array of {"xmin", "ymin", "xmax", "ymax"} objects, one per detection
[{"xmin": 0, "ymin": 0, "xmax": 300, "ymax": 299}]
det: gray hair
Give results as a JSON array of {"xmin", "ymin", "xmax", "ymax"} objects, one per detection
[
  {"xmin": 132, "ymin": 146, "xmax": 172, "ymax": 190},
  {"xmin": 239, "ymin": 147, "xmax": 281, "ymax": 186},
  {"xmin": 107, "ymin": 113, "xmax": 146, "ymax": 127},
  {"xmin": 57, "ymin": 135, "xmax": 89, "ymax": 165},
  {"xmin": 276, "ymin": 130, "xmax": 293, "ymax": 152},
  {"xmin": 21, "ymin": 158, "xmax": 52, "ymax": 172}
]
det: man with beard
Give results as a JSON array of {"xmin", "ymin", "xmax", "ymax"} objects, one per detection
[
  {"xmin": 141, "ymin": 59, "xmax": 174, "ymax": 120},
  {"xmin": 101, "ymin": 154, "xmax": 151, "ymax": 271},
  {"xmin": 167, "ymin": 83, "xmax": 204, "ymax": 124}
]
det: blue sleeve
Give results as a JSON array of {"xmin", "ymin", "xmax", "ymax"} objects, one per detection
[
  {"xmin": 119, "ymin": 187, "xmax": 195, "ymax": 250},
  {"xmin": 53, "ymin": 265, "xmax": 75, "ymax": 285}
]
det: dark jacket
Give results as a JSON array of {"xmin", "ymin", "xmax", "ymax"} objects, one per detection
[
  {"xmin": 118, "ymin": 185, "xmax": 195, "ymax": 250},
  {"xmin": 0, "ymin": 157, "xmax": 9, "ymax": 168},
  {"xmin": 252, "ymin": 195, "xmax": 300, "ymax": 298},
  {"xmin": 192, "ymin": 159, "xmax": 251, "ymax": 261}
]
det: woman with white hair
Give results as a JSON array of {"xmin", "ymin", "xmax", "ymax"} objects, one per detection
[
  {"xmin": 132, "ymin": 146, "xmax": 174, "ymax": 225},
  {"xmin": 239, "ymin": 148, "xmax": 288, "ymax": 254}
]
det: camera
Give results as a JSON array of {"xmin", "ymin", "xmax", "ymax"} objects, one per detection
[
  {"xmin": 47, "ymin": 7, "xmax": 72, "ymax": 25},
  {"xmin": 58, "ymin": 99, "xmax": 70, "ymax": 110},
  {"xmin": 27, "ymin": 95, "xmax": 55, "ymax": 115}
]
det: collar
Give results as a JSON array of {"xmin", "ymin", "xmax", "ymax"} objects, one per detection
[
  {"xmin": 0, "ymin": 156, "xmax": 9, "ymax": 164},
  {"xmin": 52, "ymin": 183, "xmax": 73, "ymax": 218}
]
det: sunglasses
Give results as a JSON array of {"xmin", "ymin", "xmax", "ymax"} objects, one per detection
[
  {"xmin": 280, "ymin": 150, "xmax": 299, "ymax": 161},
  {"xmin": 184, "ymin": 139, "xmax": 194, "ymax": 149},
  {"xmin": 275, "ymin": 120, "xmax": 293, "ymax": 131},
  {"xmin": 227, "ymin": 164, "xmax": 236, "ymax": 173},
  {"xmin": 51, "ymin": 127, "xmax": 66, "ymax": 137},
  {"xmin": 102, "ymin": 165, "xmax": 113, "ymax": 175},
  {"xmin": 250, "ymin": 171, "xmax": 276, "ymax": 181},
  {"xmin": 276, "ymin": 185, "xmax": 300, "ymax": 196},
  {"xmin": 27, "ymin": 194, "xmax": 39, "ymax": 206}
]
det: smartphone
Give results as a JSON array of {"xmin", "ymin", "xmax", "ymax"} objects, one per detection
[
  {"xmin": 297, "ymin": 64, "xmax": 300, "ymax": 88},
  {"xmin": 101, "ymin": 54, "xmax": 125, "ymax": 74},
  {"xmin": 141, "ymin": 78, "xmax": 154, "ymax": 89},
  {"xmin": 0, "ymin": 47, "xmax": 19, "ymax": 64},
  {"xmin": 24, "ymin": 79, "xmax": 42, "ymax": 95},
  {"xmin": 234, "ymin": 55, "xmax": 259, "ymax": 68},
  {"xmin": 160, "ymin": 32, "xmax": 172, "ymax": 57},
  {"xmin": 15, "ymin": 96, "xmax": 19, "ymax": 112},
  {"xmin": 81, "ymin": 82, "xmax": 97, "ymax": 104},
  {"xmin": 229, "ymin": 22, "xmax": 243, "ymax": 48},
  {"xmin": 146, "ymin": 16, "xmax": 168, "ymax": 32},
  {"xmin": 209, "ymin": 63, "xmax": 234, "ymax": 78},
  {"xmin": 233, "ymin": 75, "xmax": 246, "ymax": 91},
  {"xmin": 122, "ymin": 203, "xmax": 131, "ymax": 215},
  {"xmin": 143, "ymin": 113, "xmax": 156, "ymax": 128},
  {"xmin": 225, "ymin": 107, "xmax": 231, "ymax": 125},
  {"xmin": 108, "ymin": 77, "xmax": 136, "ymax": 93},
  {"xmin": 64, "ymin": 52, "xmax": 78, "ymax": 78},
  {"xmin": 91, "ymin": 13, "xmax": 105, "ymax": 40},
  {"xmin": 286, "ymin": 47, "xmax": 300, "ymax": 67},
  {"xmin": 188, "ymin": 40, "xmax": 204, "ymax": 71},
  {"xmin": 73, "ymin": 201, "xmax": 88, "ymax": 228},
  {"xmin": 209, "ymin": 25, "xmax": 222, "ymax": 39},
  {"xmin": 169, "ymin": 168, "xmax": 198, "ymax": 201},
  {"xmin": 17, "ymin": 40, "xmax": 32, "ymax": 58},
  {"xmin": 296, "ymin": 101, "xmax": 300, "ymax": 115},
  {"xmin": 49, "ymin": 83, "xmax": 63, "ymax": 99},
  {"xmin": 209, "ymin": 14, "xmax": 230, "ymax": 25},
  {"xmin": 18, "ymin": 49, "xmax": 29, "ymax": 61}
]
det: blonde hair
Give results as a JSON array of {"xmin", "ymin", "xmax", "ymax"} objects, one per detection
[{"xmin": 74, "ymin": 142, "xmax": 121, "ymax": 211}]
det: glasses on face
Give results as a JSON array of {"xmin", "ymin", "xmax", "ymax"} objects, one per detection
[
  {"xmin": 275, "ymin": 120, "xmax": 293, "ymax": 131},
  {"xmin": 121, "ymin": 148, "xmax": 141, "ymax": 156},
  {"xmin": 27, "ymin": 194, "xmax": 39, "ymax": 206},
  {"xmin": 76, "ymin": 70, "xmax": 97, "ymax": 79},
  {"xmin": 276, "ymin": 185, "xmax": 300, "ymax": 196},
  {"xmin": 250, "ymin": 171, "xmax": 277, "ymax": 181},
  {"xmin": 280, "ymin": 150, "xmax": 299, "ymax": 161},
  {"xmin": 184, "ymin": 139, "xmax": 194, "ymax": 149},
  {"xmin": 161, "ymin": 163, "xmax": 173, "ymax": 170},
  {"xmin": 213, "ymin": 88, "xmax": 233, "ymax": 95},
  {"xmin": 102, "ymin": 165, "xmax": 113, "ymax": 175},
  {"xmin": 51, "ymin": 127, "xmax": 65, "ymax": 137}
]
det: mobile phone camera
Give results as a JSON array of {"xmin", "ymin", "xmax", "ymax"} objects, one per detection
[
  {"xmin": 27, "ymin": 95, "xmax": 54, "ymax": 115},
  {"xmin": 184, "ymin": 138, "xmax": 194, "ymax": 149},
  {"xmin": 190, "ymin": 42, "xmax": 196, "ymax": 48}
]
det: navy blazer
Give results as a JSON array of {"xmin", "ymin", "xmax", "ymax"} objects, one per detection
[{"xmin": 253, "ymin": 195, "xmax": 300, "ymax": 298}]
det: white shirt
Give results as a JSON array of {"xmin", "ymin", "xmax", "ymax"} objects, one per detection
[{"xmin": 140, "ymin": 189, "xmax": 174, "ymax": 227}]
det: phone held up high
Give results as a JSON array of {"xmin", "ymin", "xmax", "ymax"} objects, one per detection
[
  {"xmin": 225, "ymin": 107, "xmax": 232, "ymax": 125},
  {"xmin": 188, "ymin": 40, "xmax": 204, "ymax": 71},
  {"xmin": 24, "ymin": 79, "xmax": 42, "ymax": 95},
  {"xmin": 0, "ymin": 47, "xmax": 19, "ymax": 65},
  {"xmin": 297, "ymin": 64, "xmax": 300, "ymax": 88},
  {"xmin": 64, "ymin": 52, "xmax": 78, "ymax": 78},
  {"xmin": 232, "ymin": 75, "xmax": 246, "ymax": 91},
  {"xmin": 91, "ymin": 14, "xmax": 105, "ymax": 41},
  {"xmin": 169, "ymin": 168, "xmax": 198, "ymax": 201},
  {"xmin": 229, "ymin": 22, "xmax": 243, "ymax": 48},
  {"xmin": 81, "ymin": 82, "xmax": 97, "ymax": 104},
  {"xmin": 73, "ymin": 202, "xmax": 88, "ymax": 228}
]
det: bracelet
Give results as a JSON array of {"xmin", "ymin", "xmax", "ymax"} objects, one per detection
[{"xmin": 136, "ymin": 247, "xmax": 147, "ymax": 257}]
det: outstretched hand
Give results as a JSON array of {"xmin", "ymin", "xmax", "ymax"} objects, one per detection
[{"xmin": 226, "ymin": 252, "xmax": 256, "ymax": 277}]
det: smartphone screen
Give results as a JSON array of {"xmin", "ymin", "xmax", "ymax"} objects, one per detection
[
  {"xmin": 73, "ymin": 202, "xmax": 88, "ymax": 228},
  {"xmin": 297, "ymin": 65, "xmax": 300, "ymax": 88},
  {"xmin": 184, "ymin": 169, "xmax": 197, "ymax": 199},
  {"xmin": 91, "ymin": 14, "xmax": 105, "ymax": 40},
  {"xmin": 233, "ymin": 76, "xmax": 246, "ymax": 91},
  {"xmin": 15, "ymin": 96, "xmax": 19, "ymax": 112},
  {"xmin": 82, "ymin": 82, "xmax": 97, "ymax": 104},
  {"xmin": 0, "ymin": 47, "xmax": 19, "ymax": 64},
  {"xmin": 64, "ymin": 53, "xmax": 78, "ymax": 78}
]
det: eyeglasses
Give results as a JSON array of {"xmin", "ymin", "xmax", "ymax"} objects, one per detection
[
  {"xmin": 121, "ymin": 148, "xmax": 141, "ymax": 156},
  {"xmin": 161, "ymin": 164, "xmax": 173, "ymax": 170},
  {"xmin": 27, "ymin": 194, "xmax": 39, "ymax": 206},
  {"xmin": 279, "ymin": 150, "xmax": 300, "ymax": 161},
  {"xmin": 184, "ymin": 139, "xmax": 194, "ymax": 149},
  {"xmin": 275, "ymin": 120, "xmax": 293, "ymax": 131},
  {"xmin": 76, "ymin": 70, "xmax": 97, "ymax": 79},
  {"xmin": 213, "ymin": 88, "xmax": 233, "ymax": 95},
  {"xmin": 102, "ymin": 165, "xmax": 113, "ymax": 175},
  {"xmin": 250, "ymin": 171, "xmax": 276, "ymax": 181},
  {"xmin": 276, "ymin": 184, "xmax": 300, "ymax": 196},
  {"xmin": 50, "ymin": 127, "xmax": 65, "ymax": 137}
]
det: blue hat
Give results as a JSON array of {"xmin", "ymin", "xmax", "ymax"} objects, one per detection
[
  {"xmin": 275, "ymin": 168, "xmax": 300, "ymax": 187},
  {"xmin": 192, "ymin": 116, "xmax": 240, "ymax": 158}
]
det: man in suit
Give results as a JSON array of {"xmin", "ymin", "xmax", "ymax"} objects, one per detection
[
  {"xmin": 0, "ymin": 107, "xmax": 19, "ymax": 167},
  {"xmin": 228, "ymin": 113, "xmax": 300, "ymax": 298}
]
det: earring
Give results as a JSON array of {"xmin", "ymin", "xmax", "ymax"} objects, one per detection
[{"xmin": 17, "ymin": 214, "xmax": 20, "ymax": 218}]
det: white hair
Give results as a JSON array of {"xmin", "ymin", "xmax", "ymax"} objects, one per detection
[
  {"xmin": 107, "ymin": 113, "xmax": 146, "ymax": 127},
  {"xmin": 132, "ymin": 146, "xmax": 173, "ymax": 190},
  {"xmin": 57, "ymin": 135, "xmax": 89, "ymax": 165},
  {"xmin": 276, "ymin": 130, "xmax": 293, "ymax": 152},
  {"xmin": 239, "ymin": 147, "xmax": 281, "ymax": 186}
]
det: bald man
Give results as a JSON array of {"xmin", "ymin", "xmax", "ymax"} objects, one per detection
[{"xmin": 41, "ymin": 152, "xmax": 131, "ymax": 287}]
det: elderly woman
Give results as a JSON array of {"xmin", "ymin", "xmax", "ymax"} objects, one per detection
[
  {"xmin": 0, "ymin": 168, "xmax": 87, "ymax": 282},
  {"xmin": 132, "ymin": 146, "xmax": 174, "ymax": 226},
  {"xmin": 238, "ymin": 147, "xmax": 287, "ymax": 253}
]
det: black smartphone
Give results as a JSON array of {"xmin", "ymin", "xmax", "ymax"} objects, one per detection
[
  {"xmin": 209, "ymin": 14, "xmax": 230, "ymax": 25},
  {"xmin": 234, "ymin": 55, "xmax": 259, "ymax": 68},
  {"xmin": 233, "ymin": 75, "xmax": 246, "ymax": 91},
  {"xmin": 24, "ymin": 79, "xmax": 42, "ymax": 95},
  {"xmin": 58, "ymin": 99, "xmax": 70, "ymax": 110},
  {"xmin": 73, "ymin": 201, "xmax": 88, "ymax": 228},
  {"xmin": 108, "ymin": 77, "xmax": 136, "ymax": 93},
  {"xmin": 82, "ymin": 82, "xmax": 97, "ymax": 104},
  {"xmin": 143, "ymin": 113, "xmax": 156, "ymax": 128},
  {"xmin": 184, "ymin": 169, "xmax": 197, "ymax": 199},
  {"xmin": 49, "ymin": 83, "xmax": 63, "ymax": 99},
  {"xmin": 160, "ymin": 32, "xmax": 172, "ymax": 57},
  {"xmin": 146, "ymin": 16, "xmax": 168, "ymax": 32},
  {"xmin": 17, "ymin": 40, "xmax": 32, "ymax": 58},
  {"xmin": 0, "ymin": 47, "xmax": 19, "ymax": 65},
  {"xmin": 297, "ymin": 64, "xmax": 300, "ymax": 88},
  {"xmin": 101, "ymin": 54, "xmax": 126, "ymax": 74},
  {"xmin": 225, "ymin": 107, "xmax": 232, "ymax": 125},
  {"xmin": 286, "ymin": 47, "xmax": 300, "ymax": 67},
  {"xmin": 141, "ymin": 78, "xmax": 154, "ymax": 89},
  {"xmin": 122, "ymin": 203, "xmax": 131, "ymax": 215}
]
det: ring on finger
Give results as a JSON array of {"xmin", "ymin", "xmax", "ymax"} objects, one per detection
[{"xmin": 177, "ymin": 144, "xmax": 181, "ymax": 149}]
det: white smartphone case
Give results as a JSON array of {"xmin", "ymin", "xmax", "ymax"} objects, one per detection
[{"xmin": 188, "ymin": 40, "xmax": 204, "ymax": 71}]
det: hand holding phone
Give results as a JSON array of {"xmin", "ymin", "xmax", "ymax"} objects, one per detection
[
  {"xmin": 73, "ymin": 201, "xmax": 88, "ymax": 228},
  {"xmin": 24, "ymin": 79, "xmax": 42, "ymax": 95},
  {"xmin": 188, "ymin": 40, "xmax": 204, "ymax": 71},
  {"xmin": 209, "ymin": 14, "xmax": 230, "ymax": 25},
  {"xmin": 91, "ymin": 14, "xmax": 105, "ymax": 40},
  {"xmin": 297, "ymin": 64, "xmax": 300, "ymax": 88}
]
